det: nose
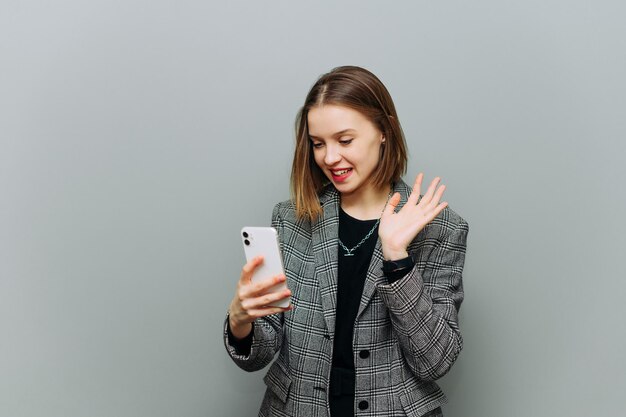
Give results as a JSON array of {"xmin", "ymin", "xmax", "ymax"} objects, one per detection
[{"xmin": 323, "ymin": 143, "xmax": 341, "ymax": 166}]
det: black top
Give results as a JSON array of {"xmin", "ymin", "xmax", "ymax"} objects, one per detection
[{"xmin": 332, "ymin": 207, "xmax": 379, "ymax": 370}]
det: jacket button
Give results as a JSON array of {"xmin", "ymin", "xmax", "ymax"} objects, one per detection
[
  {"xmin": 359, "ymin": 350, "xmax": 370, "ymax": 359},
  {"xmin": 358, "ymin": 400, "xmax": 369, "ymax": 410}
]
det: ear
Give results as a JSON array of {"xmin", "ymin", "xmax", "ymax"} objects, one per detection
[{"xmin": 381, "ymin": 136, "xmax": 386, "ymax": 144}]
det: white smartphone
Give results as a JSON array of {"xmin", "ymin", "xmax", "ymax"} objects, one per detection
[{"xmin": 240, "ymin": 227, "xmax": 290, "ymax": 308}]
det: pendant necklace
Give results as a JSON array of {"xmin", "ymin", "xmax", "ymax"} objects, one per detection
[{"xmin": 339, "ymin": 188, "xmax": 393, "ymax": 257}]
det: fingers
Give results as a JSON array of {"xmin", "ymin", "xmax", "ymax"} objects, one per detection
[
  {"xmin": 241, "ymin": 288, "xmax": 292, "ymax": 312},
  {"xmin": 407, "ymin": 174, "xmax": 446, "ymax": 209},
  {"xmin": 239, "ymin": 255, "xmax": 264, "ymax": 285},
  {"xmin": 427, "ymin": 202, "xmax": 448, "ymax": 223},
  {"xmin": 232, "ymin": 261, "xmax": 292, "ymax": 328},
  {"xmin": 406, "ymin": 174, "xmax": 449, "ymax": 226},
  {"xmin": 421, "ymin": 176, "xmax": 441, "ymax": 204},
  {"xmin": 239, "ymin": 272, "xmax": 287, "ymax": 299},
  {"xmin": 230, "ymin": 275, "xmax": 291, "ymax": 328},
  {"xmin": 428, "ymin": 184, "xmax": 446, "ymax": 209},
  {"xmin": 246, "ymin": 304, "xmax": 293, "ymax": 320},
  {"xmin": 406, "ymin": 173, "xmax": 423, "ymax": 206}
]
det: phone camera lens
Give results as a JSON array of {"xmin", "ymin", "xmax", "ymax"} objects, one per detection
[
  {"xmin": 242, "ymin": 231, "xmax": 249, "ymax": 238},
  {"xmin": 244, "ymin": 239, "xmax": 250, "ymax": 246}
]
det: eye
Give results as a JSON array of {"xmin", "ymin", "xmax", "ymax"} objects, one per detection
[
  {"xmin": 311, "ymin": 142, "xmax": 324, "ymax": 149},
  {"xmin": 339, "ymin": 139, "xmax": 353, "ymax": 145}
]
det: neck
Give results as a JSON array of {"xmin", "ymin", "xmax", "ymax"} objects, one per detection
[{"xmin": 340, "ymin": 183, "xmax": 392, "ymax": 220}]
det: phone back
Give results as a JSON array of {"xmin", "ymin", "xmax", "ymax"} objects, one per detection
[{"xmin": 241, "ymin": 227, "xmax": 289, "ymax": 308}]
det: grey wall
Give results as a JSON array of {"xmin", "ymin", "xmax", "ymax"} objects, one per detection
[{"xmin": 2, "ymin": 1, "xmax": 625, "ymax": 416}]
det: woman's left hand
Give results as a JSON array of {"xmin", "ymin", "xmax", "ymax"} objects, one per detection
[{"xmin": 379, "ymin": 173, "xmax": 448, "ymax": 260}]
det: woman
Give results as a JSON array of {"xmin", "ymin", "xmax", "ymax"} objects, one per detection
[{"xmin": 224, "ymin": 66, "xmax": 469, "ymax": 417}]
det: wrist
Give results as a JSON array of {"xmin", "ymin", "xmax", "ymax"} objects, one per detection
[
  {"xmin": 228, "ymin": 315, "xmax": 253, "ymax": 341},
  {"xmin": 381, "ymin": 246, "xmax": 409, "ymax": 261}
]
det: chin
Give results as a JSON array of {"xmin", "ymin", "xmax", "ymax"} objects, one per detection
[{"xmin": 333, "ymin": 183, "xmax": 358, "ymax": 195}]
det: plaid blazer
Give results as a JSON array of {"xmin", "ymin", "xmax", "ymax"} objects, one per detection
[{"xmin": 224, "ymin": 180, "xmax": 469, "ymax": 417}]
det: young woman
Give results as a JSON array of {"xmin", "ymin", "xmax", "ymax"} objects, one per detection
[{"xmin": 224, "ymin": 66, "xmax": 469, "ymax": 417}]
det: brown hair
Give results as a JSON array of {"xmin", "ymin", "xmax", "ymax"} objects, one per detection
[{"xmin": 290, "ymin": 66, "xmax": 408, "ymax": 221}]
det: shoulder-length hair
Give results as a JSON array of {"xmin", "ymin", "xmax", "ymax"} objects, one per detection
[{"xmin": 291, "ymin": 66, "xmax": 408, "ymax": 222}]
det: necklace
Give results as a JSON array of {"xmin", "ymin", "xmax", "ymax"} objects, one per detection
[{"xmin": 338, "ymin": 188, "xmax": 392, "ymax": 257}]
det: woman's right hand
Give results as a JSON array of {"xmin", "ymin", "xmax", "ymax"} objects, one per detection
[{"xmin": 228, "ymin": 255, "xmax": 292, "ymax": 340}]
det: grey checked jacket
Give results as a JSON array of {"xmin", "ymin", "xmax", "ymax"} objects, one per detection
[{"xmin": 224, "ymin": 180, "xmax": 469, "ymax": 417}]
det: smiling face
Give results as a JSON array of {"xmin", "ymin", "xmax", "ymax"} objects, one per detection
[{"xmin": 307, "ymin": 104, "xmax": 385, "ymax": 199}]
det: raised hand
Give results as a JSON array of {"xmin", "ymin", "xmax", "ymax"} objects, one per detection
[
  {"xmin": 378, "ymin": 173, "xmax": 449, "ymax": 260},
  {"xmin": 228, "ymin": 255, "xmax": 292, "ymax": 340}
]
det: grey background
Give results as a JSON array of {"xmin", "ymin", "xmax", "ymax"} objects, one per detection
[{"xmin": 2, "ymin": 1, "xmax": 625, "ymax": 416}]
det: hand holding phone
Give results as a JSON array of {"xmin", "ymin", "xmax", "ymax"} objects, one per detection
[
  {"xmin": 228, "ymin": 227, "xmax": 292, "ymax": 340},
  {"xmin": 240, "ymin": 227, "xmax": 290, "ymax": 308}
]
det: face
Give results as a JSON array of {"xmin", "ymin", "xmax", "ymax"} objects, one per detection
[{"xmin": 307, "ymin": 104, "xmax": 385, "ymax": 197}]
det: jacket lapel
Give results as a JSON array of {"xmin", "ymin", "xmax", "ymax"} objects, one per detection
[{"xmin": 312, "ymin": 186, "xmax": 341, "ymax": 339}]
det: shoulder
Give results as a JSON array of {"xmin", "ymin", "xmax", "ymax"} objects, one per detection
[
  {"xmin": 429, "ymin": 206, "xmax": 469, "ymax": 240},
  {"xmin": 272, "ymin": 184, "xmax": 337, "ymax": 229},
  {"xmin": 271, "ymin": 199, "xmax": 313, "ymax": 236},
  {"xmin": 271, "ymin": 199, "xmax": 297, "ymax": 224},
  {"xmin": 272, "ymin": 199, "xmax": 294, "ymax": 218}
]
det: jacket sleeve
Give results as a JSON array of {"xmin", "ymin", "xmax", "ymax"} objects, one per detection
[
  {"xmin": 222, "ymin": 312, "xmax": 283, "ymax": 372},
  {"xmin": 376, "ymin": 219, "xmax": 469, "ymax": 381},
  {"xmin": 222, "ymin": 203, "xmax": 286, "ymax": 372}
]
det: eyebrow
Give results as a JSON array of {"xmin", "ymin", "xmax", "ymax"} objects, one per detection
[{"xmin": 309, "ymin": 129, "xmax": 356, "ymax": 140}]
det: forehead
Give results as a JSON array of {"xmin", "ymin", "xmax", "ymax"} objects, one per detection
[{"xmin": 307, "ymin": 105, "xmax": 373, "ymax": 138}]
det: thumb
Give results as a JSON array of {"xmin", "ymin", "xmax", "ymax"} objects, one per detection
[{"xmin": 383, "ymin": 192, "xmax": 401, "ymax": 217}]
